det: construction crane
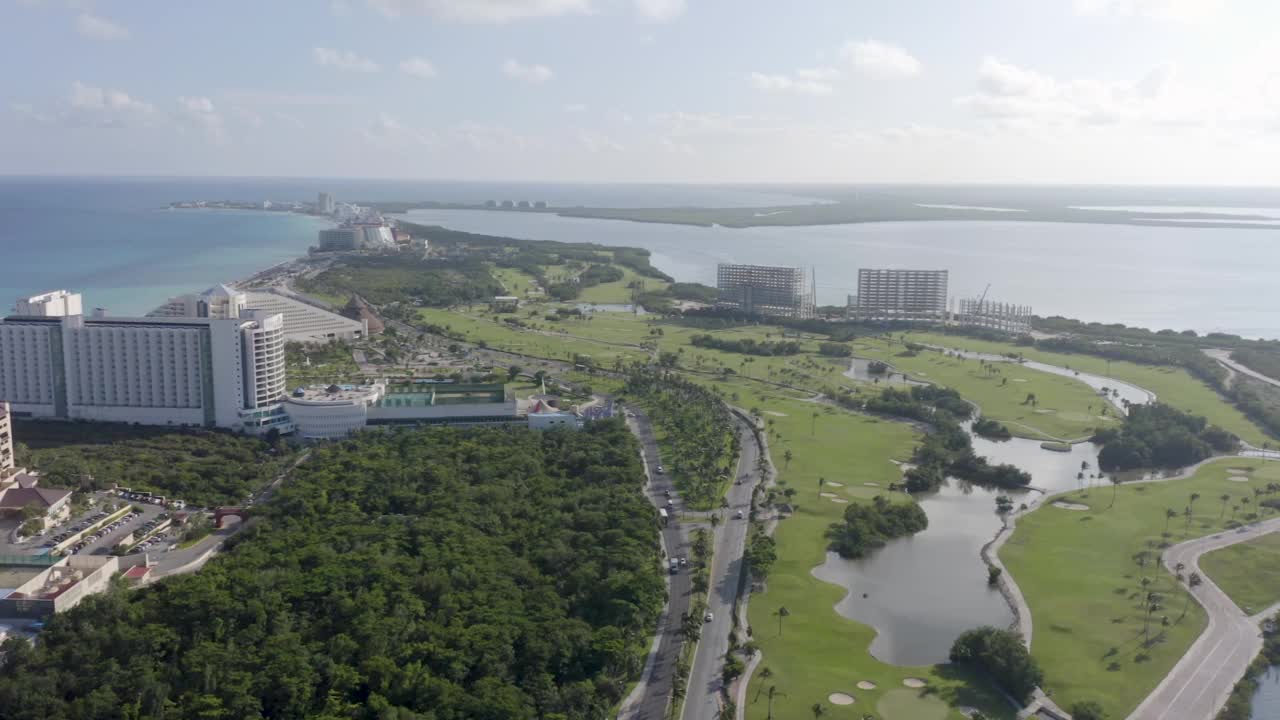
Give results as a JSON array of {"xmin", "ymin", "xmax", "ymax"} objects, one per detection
[{"xmin": 976, "ymin": 283, "xmax": 991, "ymax": 314}]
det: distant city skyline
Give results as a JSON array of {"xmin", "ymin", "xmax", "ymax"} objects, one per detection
[{"xmin": 4, "ymin": 0, "xmax": 1280, "ymax": 184}]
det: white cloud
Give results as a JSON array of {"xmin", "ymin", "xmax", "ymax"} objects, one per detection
[
  {"xmin": 313, "ymin": 47, "xmax": 381, "ymax": 73},
  {"xmin": 367, "ymin": 0, "xmax": 591, "ymax": 23},
  {"xmin": 956, "ymin": 56, "xmax": 1209, "ymax": 132},
  {"xmin": 579, "ymin": 131, "xmax": 625, "ymax": 152},
  {"xmin": 330, "ymin": 0, "xmax": 351, "ymax": 16},
  {"xmin": 841, "ymin": 40, "xmax": 922, "ymax": 78},
  {"xmin": 1073, "ymin": 0, "xmax": 1223, "ymax": 22},
  {"xmin": 502, "ymin": 59, "xmax": 553, "ymax": 84},
  {"xmin": 74, "ymin": 13, "xmax": 129, "ymax": 40},
  {"xmin": 399, "ymin": 57, "xmax": 438, "ymax": 79},
  {"xmin": 453, "ymin": 122, "xmax": 534, "ymax": 151},
  {"xmin": 748, "ymin": 71, "xmax": 834, "ymax": 96},
  {"xmin": 634, "ymin": 0, "xmax": 685, "ymax": 22},
  {"xmin": 70, "ymin": 81, "xmax": 154, "ymax": 114},
  {"xmin": 233, "ymin": 108, "xmax": 264, "ymax": 128},
  {"xmin": 362, "ymin": 112, "xmax": 436, "ymax": 147},
  {"xmin": 564, "ymin": 103, "xmax": 588, "ymax": 113},
  {"xmin": 177, "ymin": 96, "xmax": 227, "ymax": 141},
  {"xmin": 976, "ymin": 57, "xmax": 1054, "ymax": 97},
  {"xmin": 61, "ymin": 81, "xmax": 156, "ymax": 127}
]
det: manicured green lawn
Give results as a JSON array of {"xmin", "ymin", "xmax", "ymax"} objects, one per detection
[
  {"xmin": 576, "ymin": 265, "xmax": 670, "ymax": 304},
  {"xmin": 489, "ymin": 265, "xmax": 541, "ymax": 296},
  {"xmin": 1000, "ymin": 458, "xmax": 1280, "ymax": 718},
  {"xmin": 854, "ymin": 338, "xmax": 1117, "ymax": 442},
  {"xmin": 723, "ymin": 382, "xmax": 1015, "ymax": 720},
  {"xmin": 907, "ymin": 332, "xmax": 1270, "ymax": 447},
  {"xmin": 1200, "ymin": 531, "xmax": 1280, "ymax": 613}
]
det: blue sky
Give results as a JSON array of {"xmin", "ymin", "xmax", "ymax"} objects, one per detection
[{"xmin": 3, "ymin": 0, "xmax": 1280, "ymax": 183}]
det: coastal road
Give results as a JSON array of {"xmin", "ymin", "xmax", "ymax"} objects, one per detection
[
  {"xmin": 621, "ymin": 406, "xmax": 692, "ymax": 720},
  {"xmin": 683, "ymin": 413, "xmax": 761, "ymax": 720},
  {"xmin": 1128, "ymin": 517, "xmax": 1280, "ymax": 720}
]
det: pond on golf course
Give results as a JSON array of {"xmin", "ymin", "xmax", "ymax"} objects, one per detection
[{"xmin": 812, "ymin": 357, "xmax": 1145, "ymax": 666}]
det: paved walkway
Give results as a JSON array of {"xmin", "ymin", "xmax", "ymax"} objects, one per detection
[
  {"xmin": 1128, "ymin": 517, "xmax": 1280, "ymax": 720},
  {"xmin": 1205, "ymin": 348, "xmax": 1280, "ymax": 391}
]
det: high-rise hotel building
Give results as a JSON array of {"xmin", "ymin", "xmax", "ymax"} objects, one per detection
[
  {"xmin": 0, "ymin": 291, "xmax": 290, "ymax": 434},
  {"xmin": 715, "ymin": 264, "xmax": 815, "ymax": 319}
]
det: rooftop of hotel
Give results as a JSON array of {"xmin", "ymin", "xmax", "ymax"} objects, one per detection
[{"xmin": 289, "ymin": 384, "xmax": 382, "ymax": 402}]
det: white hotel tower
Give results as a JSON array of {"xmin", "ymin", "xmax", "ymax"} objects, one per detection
[{"xmin": 0, "ymin": 290, "xmax": 290, "ymax": 434}]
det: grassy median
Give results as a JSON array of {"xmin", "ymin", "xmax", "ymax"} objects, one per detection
[{"xmin": 1000, "ymin": 458, "xmax": 1280, "ymax": 717}]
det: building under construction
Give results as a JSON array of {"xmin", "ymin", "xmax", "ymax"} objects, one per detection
[
  {"xmin": 716, "ymin": 263, "xmax": 815, "ymax": 319},
  {"xmin": 849, "ymin": 268, "xmax": 948, "ymax": 322},
  {"xmin": 955, "ymin": 297, "xmax": 1033, "ymax": 334}
]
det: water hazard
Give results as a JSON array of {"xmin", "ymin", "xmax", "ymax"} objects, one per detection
[{"xmin": 813, "ymin": 356, "xmax": 1141, "ymax": 666}]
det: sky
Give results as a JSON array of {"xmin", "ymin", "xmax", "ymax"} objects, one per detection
[{"xmin": 3, "ymin": 0, "xmax": 1280, "ymax": 184}]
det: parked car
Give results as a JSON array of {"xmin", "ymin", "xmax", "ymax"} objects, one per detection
[{"xmin": 704, "ymin": 612, "xmax": 714, "ymax": 622}]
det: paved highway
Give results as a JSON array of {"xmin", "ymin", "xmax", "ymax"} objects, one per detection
[
  {"xmin": 621, "ymin": 407, "xmax": 693, "ymax": 720},
  {"xmin": 1128, "ymin": 517, "xmax": 1280, "ymax": 720},
  {"xmin": 682, "ymin": 413, "xmax": 761, "ymax": 720}
]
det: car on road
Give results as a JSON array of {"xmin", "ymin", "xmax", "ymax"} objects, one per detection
[
  {"xmin": 656, "ymin": 465, "xmax": 664, "ymax": 474},
  {"xmin": 736, "ymin": 510, "xmax": 744, "ymax": 519},
  {"xmin": 679, "ymin": 556, "xmax": 687, "ymax": 566},
  {"xmin": 704, "ymin": 612, "xmax": 713, "ymax": 623}
]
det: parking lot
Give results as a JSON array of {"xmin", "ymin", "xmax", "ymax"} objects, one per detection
[{"xmin": 0, "ymin": 492, "xmax": 176, "ymax": 558}]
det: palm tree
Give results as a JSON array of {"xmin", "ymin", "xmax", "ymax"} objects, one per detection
[
  {"xmin": 783, "ymin": 449, "xmax": 793, "ymax": 469},
  {"xmin": 818, "ymin": 477, "xmax": 826, "ymax": 499},
  {"xmin": 1164, "ymin": 508, "xmax": 1177, "ymax": 535},
  {"xmin": 1189, "ymin": 492, "xmax": 1201, "ymax": 514},
  {"xmin": 812, "ymin": 703, "xmax": 826, "ymax": 719},
  {"xmin": 811, "ymin": 410, "xmax": 819, "ymax": 436},
  {"xmin": 774, "ymin": 606, "xmax": 791, "ymax": 637},
  {"xmin": 1183, "ymin": 505, "xmax": 1193, "ymax": 536},
  {"xmin": 1109, "ymin": 475, "xmax": 1121, "ymax": 509},
  {"xmin": 710, "ymin": 513, "xmax": 720, "ymax": 529},
  {"xmin": 1143, "ymin": 592, "xmax": 1162, "ymax": 645},
  {"xmin": 755, "ymin": 668, "xmax": 773, "ymax": 701},
  {"xmin": 1220, "ymin": 493, "xmax": 1231, "ymax": 520},
  {"xmin": 1231, "ymin": 504, "xmax": 1241, "ymax": 521},
  {"xmin": 766, "ymin": 686, "xmax": 785, "ymax": 720}
]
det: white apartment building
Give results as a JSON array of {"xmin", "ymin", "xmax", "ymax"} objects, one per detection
[
  {"xmin": 14, "ymin": 290, "xmax": 82, "ymax": 318},
  {"xmin": 850, "ymin": 269, "xmax": 949, "ymax": 322},
  {"xmin": 151, "ymin": 284, "xmax": 246, "ymax": 319},
  {"xmin": 153, "ymin": 285, "xmax": 366, "ymax": 344},
  {"xmin": 0, "ymin": 292, "xmax": 290, "ymax": 434}
]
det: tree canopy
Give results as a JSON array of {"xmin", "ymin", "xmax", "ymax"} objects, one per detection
[
  {"xmin": 0, "ymin": 421, "xmax": 664, "ymax": 720},
  {"xmin": 1093, "ymin": 402, "xmax": 1238, "ymax": 471}
]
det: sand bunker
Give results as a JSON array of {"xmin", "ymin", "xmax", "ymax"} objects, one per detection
[
  {"xmin": 903, "ymin": 677, "xmax": 927, "ymax": 688},
  {"xmin": 825, "ymin": 481, "xmax": 845, "ymax": 487},
  {"xmin": 830, "ymin": 497, "xmax": 849, "ymax": 504},
  {"xmin": 828, "ymin": 693, "xmax": 855, "ymax": 706},
  {"xmin": 764, "ymin": 411, "xmax": 788, "ymax": 417},
  {"xmin": 864, "ymin": 482, "xmax": 880, "ymax": 487},
  {"xmin": 820, "ymin": 492, "xmax": 838, "ymax": 498},
  {"xmin": 856, "ymin": 680, "xmax": 877, "ymax": 690},
  {"xmin": 1227, "ymin": 469, "xmax": 1248, "ymax": 475},
  {"xmin": 1229, "ymin": 477, "xmax": 1250, "ymax": 483},
  {"xmin": 1033, "ymin": 408, "xmax": 1054, "ymax": 414},
  {"xmin": 1013, "ymin": 378, "xmax": 1028, "ymax": 383},
  {"xmin": 1053, "ymin": 501, "xmax": 1090, "ymax": 511}
]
